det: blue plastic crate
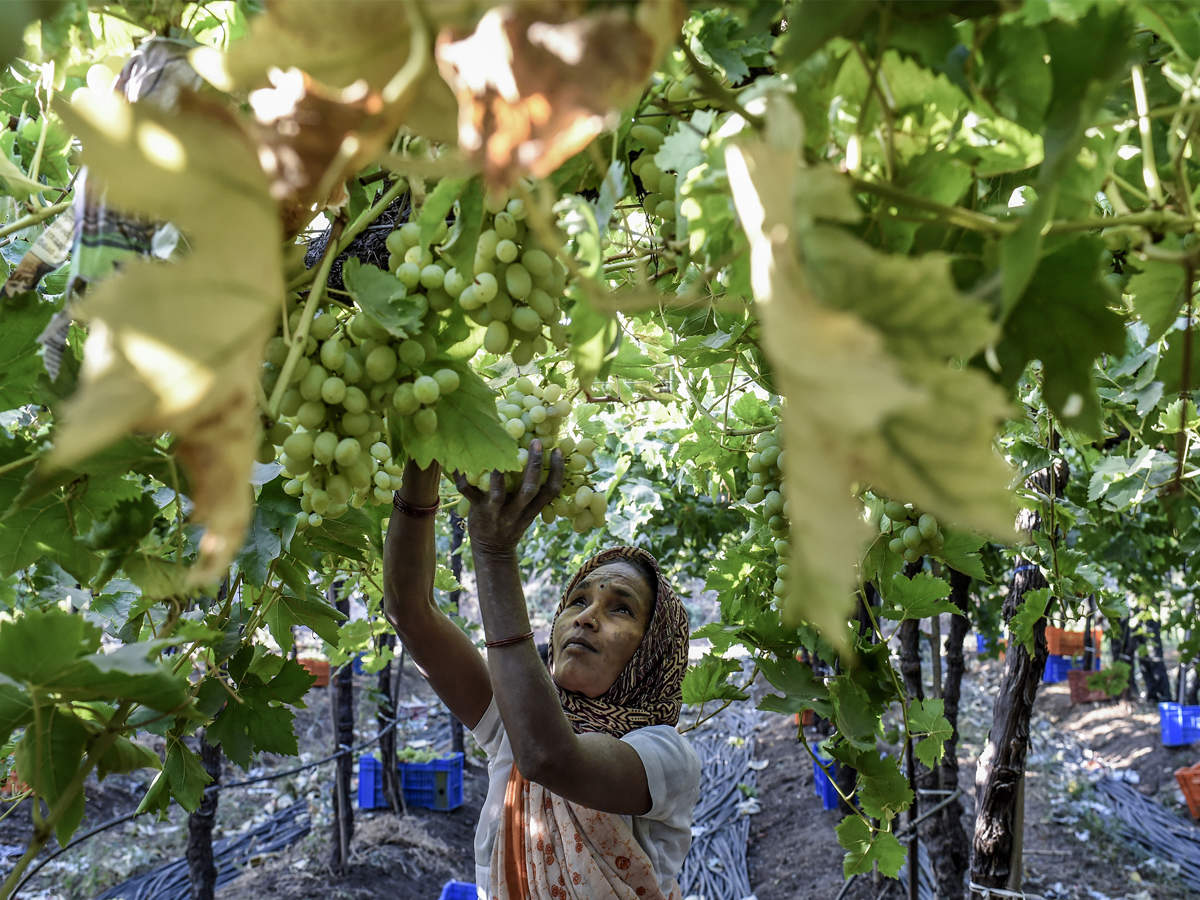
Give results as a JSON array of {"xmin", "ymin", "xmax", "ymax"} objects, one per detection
[
  {"xmin": 976, "ymin": 634, "xmax": 988, "ymax": 653},
  {"xmin": 351, "ymin": 653, "xmax": 365, "ymax": 675},
  {"xmin": 438, "ymin": 881, "xmax": 478, "ymax": 900},
  {"xmin": 812, "ymin": 755, "xmax": 839, "ymax": 811},
  {"xmin": 1043, "ymin": 653, "xmax": 1100, "ymax": 683},
  {"xmin": 1158, "ymin": 702, "xmax": 1200, "ymax": 747},
  {"xmin": 358, "ymin": 753, "xmax": 465, "ymax": 811}
]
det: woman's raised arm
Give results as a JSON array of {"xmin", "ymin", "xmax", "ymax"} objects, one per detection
[{"xmin": 383, "ymin": 460, "xmax": 492, "ymax": 730}]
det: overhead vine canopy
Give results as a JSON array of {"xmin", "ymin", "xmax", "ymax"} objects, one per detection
[{"xmin": 1, "ymin": 0, "xmax": 1199, "ymax": 891}]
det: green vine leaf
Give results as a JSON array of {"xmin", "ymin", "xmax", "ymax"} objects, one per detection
[
  {"xmin": 1010, "ymin": 586, "xmax": 1051, "ymax": 655},
  {"xmin": 908, "ymin": 698, "xmax": 953, "ymax": 768},
  {"xmin": 836, "ymin": 816, "xmax": 906, "ymax": 878}
]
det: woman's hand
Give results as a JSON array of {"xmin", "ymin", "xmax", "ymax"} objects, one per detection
[{"xmin": 455, "ymin": 439, "xmax": 564, "ymax": 559}]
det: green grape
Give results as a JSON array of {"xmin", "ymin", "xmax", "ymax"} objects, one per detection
[
  {"xmin": 528, "ymin": 404, "xmax": 547, "ymax": 424},
  {"xmin": 283, "ymin": 478, "xmax": 303, "ymax": 497},
  {"xmin": 654, "ymin": 199, "xmax": 675, "ymax": 219},
  {"xmin": 505, "ymin": 418, "xmax": 526, "ymax": 439},
  {"xmin": 484, "ymin": 320, "xmax": 511, "ymax": 354},
  {"xmin": 393, "ymin": 383, "xmax": 420, "ymax": 414},
  {"xmin": 321, "ymin": 376, "xmax": 347, "ymax": 405},
  {"xmin": 474, "ymin": 271, "xmax": 499, "ymax": 303},
  {"xmin": 326, "ymin": 474, "xmax": 351, "ymax": 504},
  {"xmin": 343, "ymin": 458, "xmax": 373, "ymax": 489},
  {"xmin": 296, "ymin": 401, "xmax": 326, "ymax": 430},
  {"xmin": 918, "ymin": 513, "xmax": 938, "ymax": 540},
  {"xmin": 572, "ymin": 510, "xmax": 595, "ymax": 534},
  {"xmin": 334, "ymin": 437, "xmax": 361, "ymax": 467},
  {"xmin": 256, "ymin": 440, "xmax": 276, "ymax": 464},
  {"xmin": 279, "ymin": 387, "xmax": 303, "ymax": 417},
  {"xmin": 458, "ymin": 284, "xmax": 482, "ymax": 310},
  {"xmin": 506, "ymin": 196, "xmax": 525, "ymax": 219},
  {"xmin": 299, "ymin": 364, "xmax": 328, "ymax": 401},
  {"xmin": 265, "ymin": 336, "xmax": 289, "ymax": 366},
  {"xmin": 396, "ymin": 261, "xmax": 421, "ymax": 289},
  {"xmin": 413, "ymin": 375, "xmax": 440, "ymax": 405},
  {"xmin": 526, "ymin": 289, "xmax": 557, "ymax": 322},
  {"xmin": 902, "ymin": 525, "xmax": 922, "ymax": 550},
  {"xmin": 444, "ymin": 267, "xmax": 466, "ymax": 298},
  {"xmin": 320, "ymin": 338, "xmax": 346, "ymax": 371},
  {"xmin": 903, "ymin": 547, "xmax": 920, "ymax": 563},
  {"xmin": 495, "ymin": 239, "xmax": 519, "ymax": 264},
  {"xmin": 774, "ymin": 538, "xmax": 790, "ymax": 556},
  {"xmin": 343, "ymin": 385, "xmax": 368, "ymax": 414},
  {"xmin": 370, "ymin": 441, "xmax": 391, "ymax": 461},
  {"xmin": 522, "ymin": 248, "xmax": 552, "ymax": 281},
  {"xmin": 342, "ymin": 412, "xmax": 370, "ymax": 436},
  {"xmin": 267, "ymin": 420, "xmax": 292, "ymax": 445},
  {"xmin": 505, "ymin": 264, "xmax": 532, "ymax": 300},
  {"xmin": 420, "ymin": 264, "xmax": 445, "ymax": 290},
  {"xmin": 477, "ymin": 229, "xmax": 499, "ymax": 261},
  {"xmin": 342, "ymin": 348, "xmax": 364, "ymax": 384},
  {"xmin": 426, "ymin": 288, "xmax": 452, "ymax": 311},
  {"xmin": 494, "ymin": 211, "xmax": 518, "ymax": 240},
  {"xmin": 385, "ymin": 229, "xmax": 407, "ymax": 256},
  {"xmin": 404, "ymin": 245, "xmax": 432, "ymax": 267},
  {"xmin": 397, "ymin": 340, "xmax": 426, "ymax": 368},
  {"xmin": 373, "ymin": 487, "xmax": 392, "ymax": 504},
  {"xmin": 374, "ymin": 470, "xmax": 391, "ymax": 489},
  {"xmin": 884, "ymin": 501, "xmax": 907, "ymax": 521},
  {"xmin": 542, "ymin": 383, "xmax": 563, "ymax": 403},
  {"xmin": 365, "ymin": 345, "xmax": 398, "ymax": 382},
  {"xmin": 414, "ymin": 407, "xmax": 438, "ymax": 434},
  {"xmin": 307, "ymin": 512, "xmax": 323, "ymax": 527},
  {"xmin": 764, "ymin": 491, "xmax": 784, "ymax": 517},
  {"xmin": 434, "ymin": 368, "xmax": 460, "ymax": 394},
  {"xmin": 283, "ymin": 430, "xmax": 315, "ymax": 460},
  {"xmin": 631, "ymin": 123, "xmax": 665, "ymax": 149},
  {"xmin": 280, "ymin": 452, "xmax": 312, "ymax": 475},
  {"xmin": 312, "ymin": 430, "xmax": 338, "ymax": 464},
  {"xmin": 889, "ymin": 537, "xmax": 905, "ymax": 554},
  {"xmin": 511, "ymin": 341, "xmax": 534, "ymax": 366},
  {"xmin": 576, "ymin": 438, "xmax": 597, "ymax": 456},
  {"xmin": 488, "ymin": 293, "xmax": 514, "ymax": 321},
  {"xmin": 745, "ymin": 484, "xmax": 765, "ymax": 504}
]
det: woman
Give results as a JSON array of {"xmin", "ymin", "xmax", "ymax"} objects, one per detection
[{"xmin": 383, "ymin": 440, "xmax": 699, "ymax": 899}]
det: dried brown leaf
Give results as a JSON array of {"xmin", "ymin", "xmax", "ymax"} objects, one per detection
[{"xmin": 436, "ymin": 1, "xmax": 682, "ymax": 188}]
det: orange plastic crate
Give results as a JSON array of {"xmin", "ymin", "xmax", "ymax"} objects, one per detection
[
  {"xmin": 1, "ymin": 769, "xmax": 29, "ymax": 799},
  {"xmin": 1175, "ymin": 763, "xmax": 1200, "ymax": 820},
  {"xmin": 793, "ymin": 709, "xmax": 816, "ymax": 727},
  {"xmin": 298, "ymin": 657, "xmax": 330, "ymax": 687},
  {"xmin": 1045, "ymin": 626, "xmax": 1103, "ymax": 657}
]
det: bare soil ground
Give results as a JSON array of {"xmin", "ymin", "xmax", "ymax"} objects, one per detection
[{"xmin": 4, "ymin": 651, "xmax": 1198, "ymax": 899}]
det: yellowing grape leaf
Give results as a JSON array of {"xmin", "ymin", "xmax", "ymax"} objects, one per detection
[
  {"xmin": 726, "ymin": 93, "xmax": 1015, "ymax": 651},
  {"xmin": 47, "ymin": 93, "xmax": 282, "ymax": 587},
  {"xmin": 436, "ymin": 0, "xmax": 683, "ymax": 189}
]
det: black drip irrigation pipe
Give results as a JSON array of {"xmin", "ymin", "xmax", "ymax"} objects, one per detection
[
  {"xmin": 93, "ymin": 801, "xmax": 310, "ymax": 900},
  {"xmin": 677, "ymin": 704, "xmax": 759, "ymax": 900},
  {"xmin": 1093, "ymin": 777, "xmax": 1200, "ymax": 891},
  {"xmin": 7, "ymin": 709, "xmax": 417, "ymax": 898}
]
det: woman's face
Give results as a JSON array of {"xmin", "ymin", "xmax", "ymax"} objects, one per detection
[{"xmin": 550, "ymin": 561, "xmax": 653, "ymax": 698}]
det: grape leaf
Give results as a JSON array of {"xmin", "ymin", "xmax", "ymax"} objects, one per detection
[
  {"xmin": 0, "ymin": 674, "xmax": 33, "ymax": 747},
  {"xmin": 138, "ymin": 735, "xmax": 211, "ymax": 814},
  {"xmin": 1126, "ymin": 247, "xmax": 1187, "ymax": 343},
  {"xmin": 757, "ymin": 654, "xmax": 831, "ymax": 717},
  {"xmin": 15, "ymin": 704, "xmax": 90, "ymax": 846},
  {"xmin": 341, "ymin": 258, "xmax": 426, "ymax": 338},
  {"xmin": 396, "ymin": 360, "xmax": 518, "ymax": 474},
  {"xmin": 880, "ymin": 572, "xmax": 956, "ymax": 621},
  {"xmin": 443, "ymin": 177, "xmax": 484, "ymax": 278},
  {"xmin": 681, "ymin": 655, "xmax": 748, "ymax": 704},
  {"xmin": 417, "ymin": 176, "xmax": 468, "ymax": 252},
  {"xmin": 836, "ymin": 817, "xmax": 906, "ymax": 878},
  {"xmin": 654, "ymin": 109, "xmax": 717, "ymax": 176},
  {"xmin": 0, "ymin": 292, "xmax": 56, "ymax": 410},
  {"xmin": 96, "ymin": 735, "xmax": 161, "ymax": 781},
  {"xmin": 1010, "ymin": 587, "xmax": 1051, "ymax": 655},
  {"xmin": 995, "ymin": 238, "xmax": 1126, "ymax": 438},
  {"xmin": 51, "ymin": 93, "xmax": 284, "ymax": 588},
  {"xmin": 829, "ymin": 677, "xmax": 879, "ymax": 750},
  {"xmin": 908, "ymin": 698, "xmax": 953, "ymax": 768},
  {"xmin": 848, "ymin": 748, "xmax": 913, "ymax": 822}
]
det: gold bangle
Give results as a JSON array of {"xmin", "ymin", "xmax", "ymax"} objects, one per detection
[{"xmin": 484, "ymin": 631, "xmax": 534, "ymax": 649}]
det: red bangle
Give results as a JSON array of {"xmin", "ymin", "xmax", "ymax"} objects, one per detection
[
  {"xmin": 484, "ymin": 631, "xmax": 533, "ymax": 649},
  {"xmin": 392, "ymin": 493, "xmax": 440, "ymax": 517}
]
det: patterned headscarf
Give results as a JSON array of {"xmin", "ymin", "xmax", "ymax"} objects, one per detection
[{"xmin": 547, "ymin": 546, "xmax": 690, "ymax": 737}]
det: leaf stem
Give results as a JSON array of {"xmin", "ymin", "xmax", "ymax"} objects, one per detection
[
  {"xmin": 0, "ymin": 452, "xmax": 39, "ymax": 478},
  {"xmin": 0, "ymin": 200, "xmax": 72, "ymax": 240},
  {"xmin": 850, "ymin": 177, "xmax": 1008, "ymax": 235},
  {"xmin": 679, "ymin": 41, "xmax": 763, "ymax": 130}
]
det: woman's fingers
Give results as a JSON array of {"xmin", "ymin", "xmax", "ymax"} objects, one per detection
[
  {"xmin": 516, "ymin": 441, "xmax": 544, "ymax": 505},
  {"xmin": 527, "ymin": 448, "xmax": 565, "ymax": 520},
  {"xmin": 488, "ymin": 469, "xmax": 507, "ymax": 506}
]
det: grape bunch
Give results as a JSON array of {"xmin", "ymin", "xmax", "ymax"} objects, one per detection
[
  {"xmin": 743, "ymin": 425, "xmax": 790, "ymax": 599},
  {"xmin": 629, "ymin": 118, "xmax": 678, "ymax": 243},
  {"xmin": 457, "ymin": 375, "xmax": 607, "ymax": 533},
  {"xmin": 259, "ymin": 303, "xmax": 467, "ymax": 526},
  {"xmin": 395, "ymin": 190, "xmax": 570, "ymax": 366},
  {"xmin": 878, "ymin": 501, "xmax": 944, "ymax": 563}
]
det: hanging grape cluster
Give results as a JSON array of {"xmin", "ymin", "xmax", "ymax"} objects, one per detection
[
  {"xmin": 415, "ymin": 188, "xmax": 570, "ymax": 365},
  {"xmin": 457, "ymin": 375, "xmax": 607, "ymax": 533},
  {"xmin": 878, "ymin": 501, "xmax": 944, "ymax": 563},
  {"xmin": 257, "ymin": 179, "xmax": 613, "ymax": 530},
  {"xmin": 744, "ymin": 423, "xmax": 790, "ymax": 598}
]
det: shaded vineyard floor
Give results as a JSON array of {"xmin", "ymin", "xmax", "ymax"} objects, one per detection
[
  {"xmin": 747, "ymin": 653, "xmax": 1198, "ymax": 900},
  {"xmin": 5, "ymin": 652, "xmax": 1199, "ymax": 899}
]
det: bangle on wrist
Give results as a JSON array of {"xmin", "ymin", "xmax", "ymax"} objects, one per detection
[
  {"xmin": 484, "ymin": 630, "xmax": 534, "ymax": 649},
  {"xmin": 392, "ymin": 493, "xmax": 440, "ymax": 517}
]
